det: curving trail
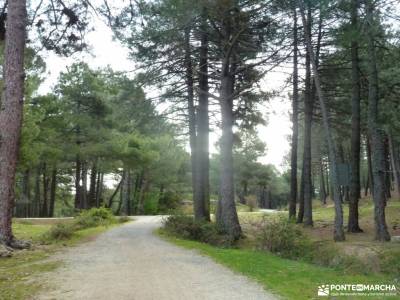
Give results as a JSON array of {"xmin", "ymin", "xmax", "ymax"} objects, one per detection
[{"xmin": 37, "ymin": 216, "xmax": 277, "ymax": 300}]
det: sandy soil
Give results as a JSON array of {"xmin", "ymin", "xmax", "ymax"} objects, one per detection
[{"xmin": 36, "ymin": 216, "xmax": 277, "ymax": 300}]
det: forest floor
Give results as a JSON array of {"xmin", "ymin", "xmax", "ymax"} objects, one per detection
[{"xmin": 36, "ymin": 216, "xmax": 276, "ymax": 300}]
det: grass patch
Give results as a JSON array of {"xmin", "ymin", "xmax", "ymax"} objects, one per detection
[{"xmin": 160, "ymin": 232, "xmax": 397, "ymax": 300}]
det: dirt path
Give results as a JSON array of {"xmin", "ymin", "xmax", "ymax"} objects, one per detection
[{"xmin": 37, "ymin": 216, "xmax": 277, "ymax": 300}]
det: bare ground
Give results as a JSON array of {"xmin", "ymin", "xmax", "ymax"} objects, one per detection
[{"xmin": 36, "ymin": 216, "xmax": 277, "ymax": 300}]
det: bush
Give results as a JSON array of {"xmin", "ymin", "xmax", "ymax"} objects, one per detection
[
  {"xmin": 246, "ymin": 196, "xmax": 258, "ymax": 212},
  {"xmin": 74, "ymin": 207, "xmax": 116, "ymax": 229},
  {"xmin": 158, "ymin": 191, "xmax": 181, "ymax": 213},
  {"xmin": 43, "ymin": 223, "xmax": 74, "ymax": 241},
  {"xmin": 143, "ymin": 193, "xmax": 159, "ymax": 215},
  {"xmin": 162, "ymin": 215, "xmax": 233, "ymax": 247},
  {"xmin": 256, "ymin": 216, "xmax": 311, "ymax": 259}
]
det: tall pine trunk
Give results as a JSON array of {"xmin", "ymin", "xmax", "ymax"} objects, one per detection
[
  {"xmin": 195, "ymin": 8, "xmax": 211, "ymax": 221},
  {"xmin": 0, "ymin": 0, "xmax": 28, "ymax": 246},
  {"xmin": 49, "ymin": 168, "xmax": 57, "ymax": 217},
  {"xmin": 88, "ymin": 161, "xmax": 97, "ymax": 208},
  {"xmin": 289, "ymin": 7, "xmax": 299, "ymax": 219},
  {"xmin": 298, "ymin": 0, "xmax": 345, "ymax": 241},
  {"xmin": 183, "ymin": 27, "xmax": 201, "ymax": 220},
  {"xmin": 74, "ymin": 156, "xmax": 82, "ymax": 209},
  {"xmin": 388, "ymin": 132, "xmax": 400, "ymax": 197},
  {"xmin": 41, "ymin": 164, "xmax": 49, "ymax": 217},
  {"xmin": 348, "ymin": 0, "xmax": 363, "ymax": 233},
  {"xmin": 217, "ymin": 69, "xmax": 241, "ymax": 239},
  {"xmin": 365, "ymin": 0, "xmax": 390, "ymax": 241}
]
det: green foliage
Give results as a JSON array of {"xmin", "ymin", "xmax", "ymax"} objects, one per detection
[
  {"xmin": 42, "ymin": 223, "xmax": 74, "ymax": 240},
  {"xmin": 74, "ymin": 207, "xmax": 116, "ymax": 229},
  {"xmin": 143, "ymin": 192, "xmax": 159, "ymax": 215},
  {"xmin": 256, "ymin": 216, "xmax": 311, "ymax": 259},
  {"xmin": 162, "ymin": 215, "xmax": 233, "ymax": 247},
  {"xmin": 158, "ymin": 191, "xmax": 181, "ymax": 213}
]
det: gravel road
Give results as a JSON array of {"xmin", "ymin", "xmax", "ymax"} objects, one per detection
[{"xmin": 37, "ymin": 216, "xmax": 277, "ymax": 300}]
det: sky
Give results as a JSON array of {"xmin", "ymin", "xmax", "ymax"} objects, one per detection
[{"xmin": 38, "ymin": 18, "xmax": 292, "ymax": 172}]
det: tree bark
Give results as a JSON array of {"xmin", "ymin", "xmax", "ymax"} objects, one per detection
[
  {"xmin": 81, "ymin": 162, "xmax": 88, "ymax": 209},
  {"xmin": 88, "ymin": 161, "xmax": 97, "ymax": 208},
  {"xmin": 365, "ymin": 0, "xmax": 390, "ymax": 241},
  {"xmin": 297, "ymin": 166, "xmax": 305, "ymax": 223},
  {"xmin": 74, "ymin": 156, "xmax": 82, "ymax": 209},
  {"xmin": 137, "ymin": 170, "xmax": 150, "ymax": 215},
  {"xmin": 183, "ymin": 26, "xmax": 200, "ymax": 221},
  {"xmin": 195, "ymin": 8, "xmax": 211, "ymax": 221},
  {"xmin": 298, "ymin": 0, "xmax": 345, "ymax": 241},
  {"xmin": 289, "ymin": 7, "xmax": 299, "ymax": 219},
  {"xmin": 49, "ymin": 168, "xmax": 57, "ymax": 217},
  {"xmin": 41, "ymin": 163, "xmax": 49, "ymax": 217},
  {"xmin": 34, "ymin": 167, "xmax": 41, "ymax": 217},
  {"xmin": 388, "ymin": 132, "xmax": 400, "ymax": 197},
  {"xmin": 95, "ymin": 172, "xmax": 103, "ymax": 207},
  {"xmin": 302, "ymin": 7, "xmax": 313, "ymax": 226},
  {"xmin": 217, "ymin": 64, "xmax": 242, "ymax": 240},
  {"xmin": 383, "ymin": 136, "xmax": 391, "ymax": 199},
  {"xmin": 320, "ymin": 158, "xmax": 327, "ymax": 204},
  {"xmin": 108, "ymin": 177, "xmax": 123, "ymax": 208},
  {"xmin": 22, "ymin": 170, "xmax": 31, "ymax": 218},
  {"xmin": 0, "ymin": 0, "xmax": 28, "ymax": 246},
  {"xmin": 348, "ymin": 0, "xmax": 363, "ymax": 233}
]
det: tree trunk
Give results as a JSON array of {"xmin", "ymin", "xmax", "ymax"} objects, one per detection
[
  {"xmin": 365, "ymin": 0, "xmax": 390, "ymax": 241},
  {"xmin": 216, "ymin": 65, "xmax": 242, "ymax": 240},
  {"xmin": 302, "ymin": 8, "xmax": 313, "ymax": 226},
  {"xmin": 383, "ymin": 136, "xmax": 391, "ymax": 199},
  {"xmin": 297, "ymin": 167, "xmax": 305, "ymax": 223},
  {"xmin": 34, "ymin": 168, "xmax": 41, "ymax": 217},
  {"xmin": 88, "ymin": 161, "xmax": 97, "ymax": 208},
  {"xmin": 388, "ymin": 132, "xmax": 400, "ymax": 197},
  {"xmin": 0, "ymin": 0, "xmax": 28, "ymax": 246},
  {"xmin": 348, "ymin": 0, "xmax": 363, "ymax": 233},
  {"xmin": 126, "ymin": 171, "xmax": 132, "ymax": 215},
  {"xmin": 95, "ymin": 172, "xmax": 103, "ymax": 207},
  {"xmin": 138, "ymin": 171, "xmax": 150, "ymax": 215},
  {"xmin": 298, "ymin": 0, "xmax": 345, "ymax": 241},
  {"xmin": 366, "ymin": 137, "xmax": 374, "ymax": 196},
  {"xmin": 133, "ymin": 172, "xmax": 142, "ymax": 213},
  {"xmin": 289, "ymin": 7, "xmax": 299, "ymax": 219},
  {"xmin": 183, "ymin": 27, "xmax": 200, "ymax": 221},
  {"xmin": 81, "ymin": 162, "xmax": 88, "ymax": 209},
  {"xmin": 49, "ymin": 168, "xmax": 57, "ymax": 217},
  {"xmin": 22, "ymin": 170, "xmax": 31, "ymax": 218},
  {"xmin": 108, "ymin": 177, "xmax": 123, "ymax": 208},
  {"xmin": 41, "ymin": 164, "xmax": 49, "ymax": 217},
  {"xmin": 320, "ymin": 159, "xmax": 327, "ymax": 204},
  {"xmin": 195, "ymin": 8, "xmax": 211, "ymax": 221},
  {"xmin": 74, "ymin": 156, "xmax": 82, "ymax": 209}
]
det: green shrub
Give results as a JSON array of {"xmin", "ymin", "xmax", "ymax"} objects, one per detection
[
  {"xmin": 143, "ymin": 193, "xmax": 159, "ymax": 215},
  {"xmin": 256, "ymin": 216, "xmax": 311, "ymax": 259},
  {"xmin": 74, "ymin": 207, "xmax": 116, "ymax": 229},
  {"xmin": 42, "ymin": 223, "xmax": 74, "ymax": 241},
  {"xmin": 158, "ymin": 191, "xmax": 181, "ymax": 213},
  {"xmin": 162, "ymin": 215, "xmax": 233, "ymax": 247}
]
